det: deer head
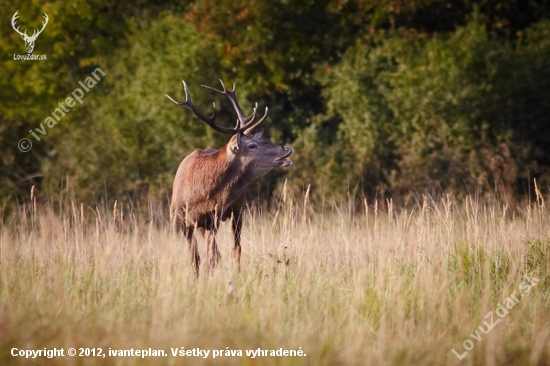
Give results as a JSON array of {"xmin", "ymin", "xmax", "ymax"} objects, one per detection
[
  {"xmin": 12, "ymin": 11, "xmax": 49, "ymax": 54},
  {"xmin": 166, "ymin": 80, "xmax": 293, "ymax": 175}
]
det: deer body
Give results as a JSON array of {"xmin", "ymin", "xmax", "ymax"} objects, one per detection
[
  {"xmin": 171, "ymin": 146, "xmax": 248, "ymax": 229},
  {"xmin": 168, "ymin": 81, "xmax": 293, "ymax": 274}
]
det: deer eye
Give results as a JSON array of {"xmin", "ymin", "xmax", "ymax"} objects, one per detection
[{"xmin": 247, "ymin": 143, "xmax": 258, "ymax": 150}]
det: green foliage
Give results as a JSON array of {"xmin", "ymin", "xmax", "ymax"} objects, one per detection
[
  {"xmin": 449, "ymin": 241, "xmax": 487, "ymax": 295},
  {"xmin": 49, "ymin": 12, "xmax": 224, "ymax": 202},
  {"xmin": 304, "ymin": 19, "xmax": 550, "ymax": 200},
  {"xmin": 525, "ymin": 238, "xmax": 550, "ymax": 291},
  {"xmin": 0, "ymin": 0, "xmax": 173, "ymax": 203},
  {"xmin": 2, "ymin": 0, "xmax": 550, "ymax": 206}
]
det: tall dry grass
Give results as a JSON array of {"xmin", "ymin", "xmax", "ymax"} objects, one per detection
[{"xmin": 0, "ymin": 187, "xmax": 549, "ymax": 365}]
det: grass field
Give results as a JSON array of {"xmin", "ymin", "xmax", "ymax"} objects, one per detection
[{"xmin": 1, "ymin": 189, "xmax": 549, "ymax": 365}]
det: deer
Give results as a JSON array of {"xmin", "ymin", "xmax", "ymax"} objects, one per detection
[
  {"xmin": 167, "ymin": 80, "xmax": 293, "ymax": 275},
  {"xmin": 11, "ymin": 11, "xmax": 49, "ymax": 54}
]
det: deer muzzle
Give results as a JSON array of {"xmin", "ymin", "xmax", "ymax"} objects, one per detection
[{"xmin": 276, "ymin": 147, "xmax": 293, "ymax": 167}]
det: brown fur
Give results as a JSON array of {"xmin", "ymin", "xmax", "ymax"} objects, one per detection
[
  {"xmin": 170, "ymin": 130, "xmax": 292, "ymax": 274},
  {"xmin": 167, "ymin": 80, "xmax": 292, "ymax": 275}
]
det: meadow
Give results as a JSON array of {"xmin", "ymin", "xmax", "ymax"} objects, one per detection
[{"xmin": 1, "ymin": 187, "xmax": 549, "ymax": 365}]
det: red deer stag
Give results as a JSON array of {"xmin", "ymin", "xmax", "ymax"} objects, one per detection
[{"xmin": 167, "ymin": 80, "xmax": 293, "ymax": 274}]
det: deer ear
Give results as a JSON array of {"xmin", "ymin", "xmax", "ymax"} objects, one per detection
[
  {"xmin": 253, "ymin": 130, "xmax": 264, "ymax": 139},
  {"xmin": 228, "ymin": 134, "xmax": 240, "ymax": 155}
]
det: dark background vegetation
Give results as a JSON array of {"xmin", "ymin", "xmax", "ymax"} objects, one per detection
[{"xmin": 2, "ymin": 0, "xmax": 550, "ymax": 211}]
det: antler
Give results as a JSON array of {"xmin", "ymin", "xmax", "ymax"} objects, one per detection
[
  {"xmin": 11, "ymin": 11, "xmax": 26, "ymax": 37},
  {"xmin": 11, "ymin": 11, "xmax": 49, "ymax": 40},
  {"xmin": 32, "ymin": 13, "xmax": 49, "ymax": 39},
  {"xmin": 167, "ymin": 80, "xmax": 268, "ymax": 136},
  {"xmin": 202, "ymin": 79, "xmax": 268, "ymax": 135},
  {"xmin": 166, "ymin": 81, "xmax": 236, "ymax": 135},
  {"xmin": 243, "ymin": 106, "xmax": 268, "ymax": 136}
]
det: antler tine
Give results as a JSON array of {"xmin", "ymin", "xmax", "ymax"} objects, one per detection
[
  {"xmin": 11, "ymin": 11, "xmax": 25, "ymax": 37},
  {"xmin": 243, "ymin": 107, "xmax": 269, "ymax": 135},
  {"xmin": 243, "ymin": 102, "xmax": 258, "ymax": 124},
  {"xmin": 166, "ymin": 81, "xmax": 236, "ymax": 135},
  {"xmin": 35, "ymin": 13, "xmax": 49, "ymax": 36},
  {"xmin": 201, "ymin": 79, "xmax": 257, "ymax": 128}
]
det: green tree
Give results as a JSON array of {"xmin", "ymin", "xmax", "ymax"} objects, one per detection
[
  {"xmin": 308, "ymin": 19, "xmax": 550, "ymax": 201},
  {"xmin": 0, "ymin": 0, "xmax": 175, "ymax": 205},
  {"xmin": 47, "ymin": 11, "xmax": 226, "ymax": 203}
]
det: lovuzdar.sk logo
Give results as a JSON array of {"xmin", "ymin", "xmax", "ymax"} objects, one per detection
[{"xmin": 11, "ymin": 10, "xmax": 48, "ymax": 61}]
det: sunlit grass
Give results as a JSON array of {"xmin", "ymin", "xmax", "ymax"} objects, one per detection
[{"xmin": 1, "ymin": 190, "xmax": 549, "ymax": 365}]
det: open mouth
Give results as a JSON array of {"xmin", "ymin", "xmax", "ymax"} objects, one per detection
[{"xmin": 276, "ymin": 148, "xmax": 293, "ymax": 167}]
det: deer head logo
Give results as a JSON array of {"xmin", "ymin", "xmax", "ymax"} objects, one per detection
[{"xmin": 11, "ymin": 11, "xmax": 49, "ymax": 54}]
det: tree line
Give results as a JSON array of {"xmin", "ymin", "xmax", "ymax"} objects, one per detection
[{"xmin": 2, "ymin": 0, "xmax": 550, "ymax": 211}]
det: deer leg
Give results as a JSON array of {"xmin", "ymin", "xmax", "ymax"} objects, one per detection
[
  {"xmin": 184, "ymin": 226, "xmax": 200, "ymax": 276},
  {"xmin": 206, "ymin": 229, "xmax": 221, "ymax": 270},
  {"xmin": 231, "ymin": 211, "xmax": 243, "ymax": 272}
]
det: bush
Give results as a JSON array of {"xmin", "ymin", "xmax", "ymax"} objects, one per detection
[
  {"xmin": 303, "ymin": 19, "xmax": 550, "ymax": 202},
  {"xmin": 48, "ymin": 12, "xmax": 226, "ymax": 203}
]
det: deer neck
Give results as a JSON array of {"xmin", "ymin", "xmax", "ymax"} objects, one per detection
[{"xmin": 218, "ymin": 146, "xmax": 257, "ymax": 196}]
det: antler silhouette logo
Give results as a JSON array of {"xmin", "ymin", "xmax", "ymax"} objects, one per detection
[{"xmin": 11, "ymin": 11, "xmax": 49, "ymax": 54}]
